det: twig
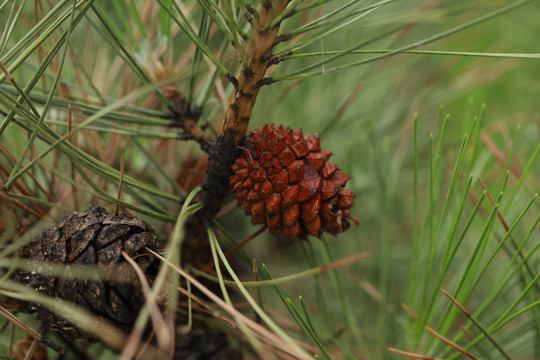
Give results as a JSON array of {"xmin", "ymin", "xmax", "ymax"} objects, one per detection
[
  {"xmin": 163, "ymin": 87, "xmax": 215, "ymax": 154},
  {"xmin": 183, "ymin": 0, "xmax": 292, "ymax": 266},
  {"xmin": 197, "ymin": 0, "xmax": 290, "ymax": 220}
]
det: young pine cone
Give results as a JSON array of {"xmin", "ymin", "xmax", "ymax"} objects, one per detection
[
  {"xmin": 13, "ymin": 205, "xmax": 161, "ymax": 340},
  {"xmin": 230, "ymin": 124, "xmax": 358, "ymax": 240}
]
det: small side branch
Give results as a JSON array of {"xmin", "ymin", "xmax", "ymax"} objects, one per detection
[
  {"xmin": 163, "ymin": 87, "xmax": 216, "ymax": 154},
  {"xmin": 245, "ymin": 4, "xmax": 259, "ymax": 21},
  {"xmin": 226, "ymin": 72, "xmax": 239, "ymax": 90},
  {"xmin": 266, "ymin": 50, "xmax": 293, "ymax": 67},
  {"xmin": 256, "ymin": 77, "xmax": 275, "ymax": 87},
  {"xmin": 271, "ymin": 32, "xmax": 292, "ymax": 48}
]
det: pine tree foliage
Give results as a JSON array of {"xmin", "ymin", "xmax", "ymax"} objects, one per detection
[{"xmin": 0, "ymin": 0, "xmax": 539, "ymax": 358}]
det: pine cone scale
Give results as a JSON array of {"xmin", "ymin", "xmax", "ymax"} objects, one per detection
[
  {"xmin": 230, "ymin": 124, "xmax": 358, "ymax": 240},
  {"xmin": 68, "ymin": 224, "xmax": 100, "ymax": 262},
  {"xmin": 12, "ymin": 206, "xmax": 160, "ymax": 339}
]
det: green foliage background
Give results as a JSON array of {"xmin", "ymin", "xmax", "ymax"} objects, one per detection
[{"xmin": 0, "ymin": 0, "xmax": 539, "ymax": 359}]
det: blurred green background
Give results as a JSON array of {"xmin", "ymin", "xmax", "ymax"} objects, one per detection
[{"xmin": 1, "ymin": 0, "xmax": 539, "ymax": 358}]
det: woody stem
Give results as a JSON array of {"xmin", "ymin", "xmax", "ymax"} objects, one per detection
[
  {"xmin": 200, "ymin": 0, "xmax": 289, "ymax": 219},
  {"xmin": 183, "ymin": 0, "xmax": 290, "ymax": 263}
]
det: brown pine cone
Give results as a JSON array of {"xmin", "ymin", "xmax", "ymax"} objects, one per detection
[
  {"xmin": 229, "ymin": 124, "xmax": 358, "ymax": 240},
  {"xmin": 13, "ymin": 205, "xmax": 161, "ymax": 340}
]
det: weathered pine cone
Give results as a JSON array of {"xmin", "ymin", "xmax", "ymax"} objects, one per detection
[
  {"xmin": 13, "ymin": 205, "xmax": 161, "ymax": 340},
  {"xmin": 230, "ymin": 124, "xmax": 358, "ymax": 240}
]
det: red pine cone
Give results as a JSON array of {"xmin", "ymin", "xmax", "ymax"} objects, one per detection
[{"xmin": 230, "ymin": 124, "xmax": 358, "ymax": 240}]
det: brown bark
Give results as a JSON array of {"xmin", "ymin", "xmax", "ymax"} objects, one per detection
[
  {"xmin": 200, "ymin": 0, "xmax": 289, "ymax": 220},
  {"xmin": 221, "ymin": 0, "xmax": 290, "ymax": 145},
  {"xmin": 184, "ymin": 0, "xmax": 290, "ymax": 263}
]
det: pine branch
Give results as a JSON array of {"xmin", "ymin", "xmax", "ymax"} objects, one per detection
[
  {"xmin": 183, "ymin": 0, "xmax": 291, "ymax": 265},
  {"xmin": 199, "ymin": 0, "xmax": 290, "ymax": 219}
]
